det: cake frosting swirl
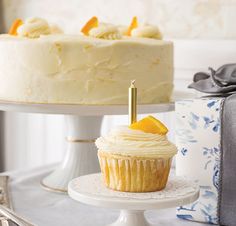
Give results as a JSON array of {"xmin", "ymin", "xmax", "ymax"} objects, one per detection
[
  {"xmin": 17, "ymin": 17, "xmax": 51, "ymax": 38},
  {"xmin": 131, "ymin": 25, "xmax": 163, "ymax": 39},
  {"xmin": 96, "ymin": 126, "xmax": 177, "ymax": 157},
  {"xmin": 89, "ymin": 24, "xmax": 122, "ymax": 40}
]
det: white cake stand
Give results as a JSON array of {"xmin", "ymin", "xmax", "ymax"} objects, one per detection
[
  {"xmin": 68, "ymin": 173, "xmax": 200, "ymax": 226},
  {"xmin": 0, "ymin": 100, "xmax": 174, "ymax": 192}
]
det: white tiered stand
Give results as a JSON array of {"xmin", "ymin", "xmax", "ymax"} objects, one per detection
[
  {"xmin": 68, "ymin": 173, "xmax": 200, "ymax": 226},
  {"xmin": 0, "ymin": 100, "xmax": 175, "ymax": 193}
]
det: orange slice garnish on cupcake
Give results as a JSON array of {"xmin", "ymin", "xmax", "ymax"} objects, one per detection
[
  {"xmin": 8, "ymin": 18, "xmax": 23, "ymax": 35},
  {"xmin": 126, "ymin": 16, "xmax": 138, "ymax": 36},
  {"xmin": 130, "ymin": 115, "xmax": 168, "ymax": 135},
  {"xmin": 81, "ymin": 16, "xmax": 98, "ymax": 35}
]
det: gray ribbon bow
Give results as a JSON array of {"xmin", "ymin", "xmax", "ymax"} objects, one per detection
[{"xmin": 188, "ymin": 64, "xmax": 236, "ymax": 94}]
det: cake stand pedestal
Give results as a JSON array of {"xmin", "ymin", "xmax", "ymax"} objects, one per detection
[
  {"xmin": 0, "ymin": 100, "xmax": 174, "ymax": 192},
  {"xmin": 68, "ymin": 173, "xmax": 200, "ymax": 226}
]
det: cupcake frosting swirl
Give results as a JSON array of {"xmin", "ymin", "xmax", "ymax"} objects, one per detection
[
  {"xmin": 131, "ymin": 25, "xmax": 163, "ymax": 39},
  {"xmin": 96, "ymin": 126, "xmax": 177, "ymax": 157}
]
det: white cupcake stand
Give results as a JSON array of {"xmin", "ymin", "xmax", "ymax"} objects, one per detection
[
  {"xmin": 68, "ymin": 173, "xmax": 199, "ymax": 226},
  {"xmin": 0, "ymin": 100, "xmax": 175, "ymax": 192}
]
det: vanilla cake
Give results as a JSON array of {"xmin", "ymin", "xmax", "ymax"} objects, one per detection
[{"xmin": 0, "ymin": 17, "xmax": 173, "ymax": 105}]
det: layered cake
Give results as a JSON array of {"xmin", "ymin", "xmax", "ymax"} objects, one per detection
[{"xmin": 0, "ymin": 17, "xmax": 173, "ymax": 105}]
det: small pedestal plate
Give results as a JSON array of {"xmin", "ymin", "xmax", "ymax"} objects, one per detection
[
  {"xmin": 68, "ymin": 173, "xmax": 199, "ymax": 226},
  {"xmin": 0, "ymin": 100, "xmax": 174, "ymax": 192}
]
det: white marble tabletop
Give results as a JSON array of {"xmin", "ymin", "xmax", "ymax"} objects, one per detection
[{"xmin": 1, "ymin": 165, "xmax": 205, "ymax": 226}]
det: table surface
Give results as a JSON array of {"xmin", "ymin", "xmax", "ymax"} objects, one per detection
[{"xmin": 2, "ymin": 165, "xmax": 205, "ymax": 226}]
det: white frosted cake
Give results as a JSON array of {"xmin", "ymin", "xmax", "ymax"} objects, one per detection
[{"xmin": 0, "ymin": 17, "xmax": 173, "ymax": 105}]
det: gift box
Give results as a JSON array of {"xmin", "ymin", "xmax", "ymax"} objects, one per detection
[
  {"xmin": 175, "ymin": 64, "xmax": 236, "ymax": 226},
  {"xmin": 176, "ymin": 92, "xmax": 236, "ymax": 225}
]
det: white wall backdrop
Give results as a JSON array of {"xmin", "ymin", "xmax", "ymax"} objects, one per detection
[
  {"xmin": 3, "ymin": 0, "xmax": 236, "ymax": 39},
  {"xmin": 4, "ymin": 113, "xmax": 66, "ymax": 169},
  {"xmin": 1, "ymin": 0, "xmax": 236, "ymax": 171}
]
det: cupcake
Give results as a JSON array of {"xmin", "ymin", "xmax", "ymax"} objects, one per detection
[{"xmin": 96, "ymin": 115, "xmax": 177, "ymax": 192}]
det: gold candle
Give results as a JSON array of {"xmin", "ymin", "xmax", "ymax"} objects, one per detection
[{"xmin": 129, "ymin": 80, "xmax": 137, "ymax": 125}]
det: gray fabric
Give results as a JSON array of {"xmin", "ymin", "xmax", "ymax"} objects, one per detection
[
  {"xmin": 219, "ymin": 93, "xmax": 236, "ymax": 226},
  {"xmin": 188, "ymin": 64, "xmax": 236, "ymax": 94}
]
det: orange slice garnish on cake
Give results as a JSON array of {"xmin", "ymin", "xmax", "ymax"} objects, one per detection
[
  {"xmin": 8, "ymin": 19, "xmax": 23, "ymax": 35},
  {"xmin": 130, "ymin": 115, "xmax": 168, "ymax": 135},
  {"xmin": 126, "ymin": 16, "xmax": 138, "ymax": 36},
  {"xmin": 81, "ymin": 16, "xmax": 98, "ymax": 35}
]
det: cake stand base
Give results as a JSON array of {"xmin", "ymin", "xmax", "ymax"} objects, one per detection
[
  {"xmin": 68, "ymin": 173, "xmax": 200, "ymax": 226},
  {"xmin": 110, "ymin": 210, "xmax": 149, "ymax": 226},
  {"xmin": 41, "ymin": 115, "xmax": 102, "ymax": 192}
]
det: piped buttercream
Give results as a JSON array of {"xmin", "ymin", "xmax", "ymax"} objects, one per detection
[
  {"xmin": 89, "ymin": 24, "xmax": 122, "ymax": 40},
  {"xmin": 131, "ymin": 25, "xmax": 163, "ymax": 39},
  {"xmin": 17, "ymin": 17, "xmax": 51, "ymax": 38},
  {"xmin": 96, "ymin": 126, "xmax": 177, "ymax": 157}
]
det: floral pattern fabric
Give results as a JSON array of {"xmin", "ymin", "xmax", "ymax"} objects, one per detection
[{"xmin": 175, "ymin": 98, "xmax": 224, "ymax": 224}]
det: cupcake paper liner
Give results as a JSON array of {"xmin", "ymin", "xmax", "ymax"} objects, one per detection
[{"xmin": 98, "ymin": 151, "xmax": 172, "ymax": 192}]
